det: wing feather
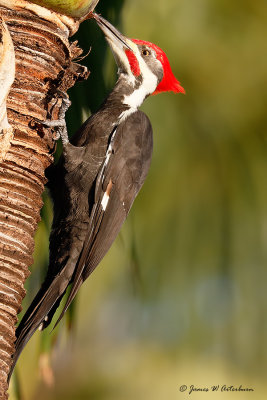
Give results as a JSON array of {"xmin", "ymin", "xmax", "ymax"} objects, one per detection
[
  {"xmin": 56, "ymin": 110, "xmax": 153, "ymax": 323},
  {"xmin": 10, "ymin": 110, "xmax": 153, "ymax": 379}
]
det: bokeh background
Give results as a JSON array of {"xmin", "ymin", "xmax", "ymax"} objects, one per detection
[{"xmin": 10, "ymin": 0, "xmax": 267, "ymax": 399}]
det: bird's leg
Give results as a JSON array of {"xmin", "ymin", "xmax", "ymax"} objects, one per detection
[{"xmin": 33, "ymin": 91, "xmax": 71, "ymax": 145}]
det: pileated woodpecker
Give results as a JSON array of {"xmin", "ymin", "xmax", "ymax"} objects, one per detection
[{"xmin": 10, "ymin": 13, "xmax": 184, "ymax": 376}]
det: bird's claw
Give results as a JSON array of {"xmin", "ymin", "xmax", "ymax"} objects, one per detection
[
  {"xmin": 31, "ymin": 91, "xmax": 71, "ymax": 145},
  {"xmin": 52, "ymin": 130, "xmax": 61, "ymax": 141}
]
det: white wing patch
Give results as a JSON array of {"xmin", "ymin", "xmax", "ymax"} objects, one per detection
[
  {"xmin": 101, "ymin": 191, "xmax": 110, "ymax": 211},
  {"xmin": 97, "ymin": 128, "xmax": 116, "ymax": 211},
  {"xmin": 101, "ymin": 179, "xmax": 113, "ymax": 211},
  {"xmin": 103, "ymin": 141, "xmax": 113, "ymax": 169},
  {"xmin": 97, "ymin": 127, "xmax": 117, "ymax": 187}
]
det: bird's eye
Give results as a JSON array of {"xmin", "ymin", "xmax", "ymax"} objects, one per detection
[{"xmin": 142, "ymin": 49, "xmax": 151, "ymax": 56}]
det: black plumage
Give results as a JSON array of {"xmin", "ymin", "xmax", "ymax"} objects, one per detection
[
  {"xmin": 11, "ymin": 107, "xmax": 153, "ymax": 374},
  {"xmin": 9, "ymin": 13, "xmax": 184, "ymax": 379}
]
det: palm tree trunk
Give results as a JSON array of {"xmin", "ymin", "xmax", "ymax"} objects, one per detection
[{"xmin": 0, "ymin": 1, "xmax": 89, "ymax": 397}]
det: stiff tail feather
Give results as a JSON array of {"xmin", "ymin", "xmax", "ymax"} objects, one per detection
[{"xmin": 8, "ymin": 275, "xmax": 68, "ymax": 382}]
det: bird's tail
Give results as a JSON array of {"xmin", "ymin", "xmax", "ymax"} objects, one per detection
[{"xmin": 8, "ymin": 274, "xmax": 68, "ymax": 382}]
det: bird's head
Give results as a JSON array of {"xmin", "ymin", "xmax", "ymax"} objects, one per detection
[{"xmin": 93, "ymin": 14, "xmax": 184, "ymax": 108}]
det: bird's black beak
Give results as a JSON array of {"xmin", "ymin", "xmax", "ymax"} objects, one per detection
[{"xmin": 93, "ymin": 13, "xmax": 135, "ymax": 74}]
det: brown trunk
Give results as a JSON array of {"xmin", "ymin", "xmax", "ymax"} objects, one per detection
[{"xmin": 0, "ymin": 1, "xmax": 89, "ymax": 398}]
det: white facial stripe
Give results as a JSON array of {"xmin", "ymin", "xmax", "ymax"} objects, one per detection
[
  {"xmin": 123, "ymin": 43, "xmax": 158, "ymax": 109},
  {"xmin": 123, "ymin": 75, "xmax": 157, "ymax": 109}
]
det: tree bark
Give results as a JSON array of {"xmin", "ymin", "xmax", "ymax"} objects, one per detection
[{"xmin": 0, "ymin": 1, "xmax": 89, "ymax": 397}]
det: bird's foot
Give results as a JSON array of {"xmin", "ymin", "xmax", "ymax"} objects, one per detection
[
  {"xmin": 38, "ymin": 118, "xmax": 69, "ymax": 144},
  {"xmin": 31, "ymin": 91, "xmax": 71, "ymax": 145}
]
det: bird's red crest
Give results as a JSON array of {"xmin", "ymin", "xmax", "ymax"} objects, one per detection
[{"xmin": 131, "ymin": 39, "xmax": 185, "ymax": 95}]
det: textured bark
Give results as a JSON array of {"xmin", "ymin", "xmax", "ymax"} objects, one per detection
[{"xmin": 0, "ymin": 1, "xmax": 89, "ymax": 397}]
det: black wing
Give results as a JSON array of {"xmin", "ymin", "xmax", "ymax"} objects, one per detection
[
  {"xmin": 55, "ymin": 110, "xmax": 153, "ymax": 324},
  {"xmin": 9, "ymin": 110, "xmax": 153, "ymax": 378}
]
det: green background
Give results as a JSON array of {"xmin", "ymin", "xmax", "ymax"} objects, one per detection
[{"xmin": 10, "ymin": 0, "xmax": 267, "ymax": 399}]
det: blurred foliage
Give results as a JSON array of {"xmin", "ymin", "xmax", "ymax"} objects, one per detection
[{"xmin": 9, "ymin": 0, "xmax": 267, "ymax": 399}]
